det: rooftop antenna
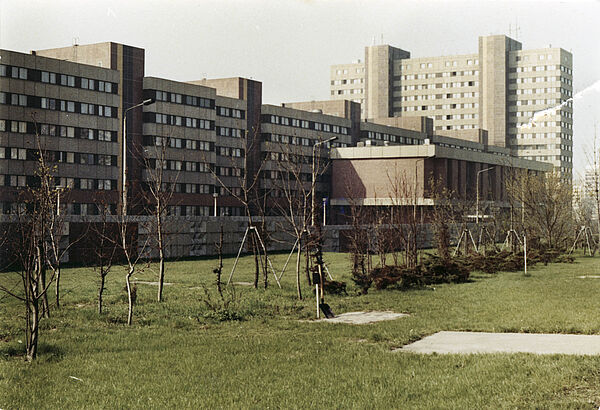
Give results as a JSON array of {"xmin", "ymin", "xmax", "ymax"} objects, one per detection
[
  {"xmin": 72, "ymin": 37, "xmax": 79, "ymax": 62},
  {"xmin": 380, "ymin": 33, "xmax": 384, "ymax": 45},
  {"xmin": 372, "ymin": 36, "xmax": 376, "ymax": 46}
]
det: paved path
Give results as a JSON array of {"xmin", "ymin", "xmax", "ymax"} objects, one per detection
[
  {"xmin": 319, "ymin": 311, "xmax": 408, "ymax": 325},
  {"xmin": 397, "ymin": 331, "xmax": 600, "ymax": 355}
]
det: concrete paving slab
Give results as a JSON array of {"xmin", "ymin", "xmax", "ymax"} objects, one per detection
[
  {"xmin": 318, "ymin": 311, "xmax": 408, "ymax": 325},
  {"xmin": 396, "ymin": 331, "xmax": 600, "ymax": 355}
]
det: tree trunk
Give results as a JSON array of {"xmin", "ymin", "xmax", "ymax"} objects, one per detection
[
  {"xmin": 98, "ymin": 272, "xmax": 105, "ymax": 314},
  {"xmin": 252, "ymin": 235, "xmax": 259, "ymax": 289},
  {"xmin": 305, "ymin": 242, "xmax": 311, "ymax": 286},
  {"xmin": 26, "ymin": 297, "xmax": 39, "ymax": 361},
  {"xmin": 157, "ymin": 250, "xmax": 165, "ymax": 302},
  {"xmin": 55, "ymin": 264, "xmax": 61, "ymax": 309},
  {"xmin": 295, "ymin": 244, "xmax": 302, "ymax": 300},
  {"xmin": 157, "ymin": 209, "xmax": 165, "ymax": 302},
  {"xmin": 37, "ymin": 244, "xmax": 50, "ymax": 318},
  {"xmin": 126, "ymin": 269, "xmax": 134, "ymax": 326}
]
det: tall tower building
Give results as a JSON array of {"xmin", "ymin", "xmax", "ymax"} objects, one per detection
[{"xmin": 330, "ymin": 34, "xmax": 573, "ymax": 180}]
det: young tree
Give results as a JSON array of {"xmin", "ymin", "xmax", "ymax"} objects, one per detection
[
  {"xmin": 213, "ymin": 126, "xmax": 270, "ymax": 289},
  {"xmin": 0, "ymin": 144, "xmax": 66, "ymax": 360},
  {"xmin": 507, "ymin": 169, "xmax": 573, "ymax": 249},
  {"xmin": 141, "ymin": 136, "xmax": 180, "ymax": 302},
  {"xmin": 90, "ymin": 198, "xmax": 118, "ymax": 314},
  {"xmin": 271, "ymin": 140, "xmax": 331, "ymax": 299}
]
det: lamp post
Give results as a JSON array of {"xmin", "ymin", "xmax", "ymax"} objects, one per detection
[
  {"xmin": 476, "ymin": 166, "xmax": 494, "ymax": 227},
  {"xmin": 122, "ymin": 98, "xmax": 154, "ymax": 216},
  {"xmin": 414, "ymin": 158, "xmax": 426, "ymax": 222},
  {"xmin": 55, "ymin": 186, "xmax": 64, "ymax": 216},
  {"xmin": 213, "ymin": 192, "xmax": 218, "ymax": 217},
  {"xmin": 311, "ymin": 136, "xmax": 337, "ymax": 226}
]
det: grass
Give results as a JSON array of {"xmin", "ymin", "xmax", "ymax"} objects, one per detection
[{"xmin": 2, "ymin": 250, "xmax": 600, "ymax": 408}]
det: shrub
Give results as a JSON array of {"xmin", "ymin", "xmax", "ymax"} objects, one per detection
[
  {"xmin": 322, "ymin": 280, "xmax": 347, "ymax": 295},
  {"xmin": 370, "ymin": 256, "xmax": 469, "ymax": 291}
]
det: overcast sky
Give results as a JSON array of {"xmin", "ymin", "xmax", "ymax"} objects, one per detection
[{"xmin": 1, "ymin": 0, "xmax": 599, "ymax": 178}]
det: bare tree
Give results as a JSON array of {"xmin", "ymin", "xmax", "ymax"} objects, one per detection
[
  {"xmin": 0, "ymin": 144, "xmax": 66, "ymax": 360},
  {"xmin": 90, "ymin": 198, "xmax": 118, "ymax": 314},
  {"xmin": 507, "ymin": 169, "xmax": 573, "ymax": 249},
  {"xmin": 141, "ymin": 136, "xmax": 180, "ymax": 302},
  {"xmin": 271, "ymin": 141, "xmax": 330, "ymax": 299},
  {"xmin": 212, "ymin": 126, "xmax": 270, "ymax": 289},
  {"xmin": 582, "ymin": 124, "xmax": 600, "ymax": 242}
]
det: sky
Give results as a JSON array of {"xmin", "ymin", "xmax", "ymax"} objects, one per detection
[{"xmin": 1, "ymin": 0, "xmax": 599, "ymax": 178}]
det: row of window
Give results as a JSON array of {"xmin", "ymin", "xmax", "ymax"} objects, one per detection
[
  {"xmin": 402, "ymin": 59, "xmax": 479, "ymax": 71},
  {"xmin": 334, "ymin": 67, "xmax": 364, "ymax": 75},
  {"xmin": 0, "ymin": 119, "xmax": 116, "ymax": 142},
  {"xmin": 515, "ymin": 99, "xmax": 570, "ymax": 107},
  {"xmin": 141, "ymin": 182, "xmax": 214, "ymax": 195},
  {"xmin": 143, "ymin": 136, "xmax": 213, "ymax": 151},
  {"xmin": 402, "ymin": 92, "xmax": 479, "ymax": 101},
  {"xmin": 0, "ymin": 148, "xmax": 116, "ymax": 166},
  {"xmin": 0, "ymin": 202, "xmax": 118, "ymax": 216},
  {"xmin": 217, "ymin": 106, "xmax": 244, "ymax": 119},
  {"xmin": 146, "ymin": 112, "xmax": 214, "ymax": 130},
  {"xmin": 510, "ymin": 88, "xmax": 573, "ymax": 98},
  {"xmin": 150, "ymin": 89, "xmax": 214, "ymax": 108},
  {"xmin": 0, "ymin": 92, "xmax": 117, "ymax": 118},
  {"xmin": 515, "ymin": 132, "xmax": 572, "ymax": 140},
  {"xmin": 146, "ymin": 158, "xmax": 211, "ymax": 173},
  {"xmin": 217, "ymin": 146, "xmax": 244, "ymax": 157},
  {"xmin": 334, "ymin": 89, "xmax": 364, "ymax": 95},
  {"xmin": 515, "ymin": 54, "xmax": 562, "ymax": 63},
  {"xmin": 0, "ymin": 174, "xmax": 116, "ymax": 190},
  {"xmin": 263, "ymin": 133, "xmax": 347, "ymax": 148},
  {"xmin": 511, "ymin": 121, "xmax": 572, "ymax": 129},
  {"xmin": 216, "ymin": 166, "xmax": 243, "ymax": 177},
  {"xmin": 401, "ymin": 70, "xmax": 479, "ymax": 81},
  {"xmin": 512, "ymin": 110, "xmax": 573, "ymax": 121},
  {"xmin": 331, "ymin": 78, "xmax": 364, "ymax": 85},
  {"xmin": 510, "ymin": 65, "xmax": 570, "ymax": 73},
  {"xmin": 264, "ymin": 115, "xmax": 349, "ymax": 135},
  {"xmin": 436, "ymin": 124, "xmax": 478, "ymax": 130},
  {"xmin": 217, "ymin": 126, "xmax": 244, "ymax": 138},
  {"xmin": 509, "ymin": 76, "xmax": 568, "ymax": 85},
  {"xmin": 0, "ymin": 64, "xmax": 117, "ymax": 94},
  {"xmin": 262, "ymin": 170, "xmax": 312, "ymax": 182},
  {"xmin": 364, "ymin": 132, "xmax": 422, "ymax": 145},
  {"xmin": 521, "ymin": 155, "xmax": 572, "ymax": 163},
  {"xmin": 518, "ymin": 144, "xmax": 572, "ymax": 152}
]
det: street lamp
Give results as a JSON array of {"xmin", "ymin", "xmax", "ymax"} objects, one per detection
[
  {"xmin": 213, "ymin": 192, "xmax": 218, "ymax": 217},
  {"xmin": 122, "ymin": 98, "xmax": 155, "ymax": 216},
  {"xmin": 414, "ymin": 158, "xmax": 426, "ymax": 222},
  {"xmin": 55, "ymin": 186, "xmax": 64, "ymax": 216},
  {"xmin": 476, "ymin": 166, "xmax": 495, "ymax": 227},
  {"xmin": 311, "ymin": 136, "xmax": 337, "ymax": 226}
]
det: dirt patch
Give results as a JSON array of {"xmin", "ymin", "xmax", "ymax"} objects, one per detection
[
  {"xmin": 132, "ymin": 281, "xmax": 174, "ymax": 286},
  {"xmin": 316, "ymin": 311, "xmax": 409, "ymax": 325}
]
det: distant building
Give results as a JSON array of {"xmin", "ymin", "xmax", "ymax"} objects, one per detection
[{"xmin": 330, "ymin": 35, "xmax": 574, "ymax": 180}]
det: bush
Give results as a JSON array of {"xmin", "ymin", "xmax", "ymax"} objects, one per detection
[
  {"xmin": 370, "ymin": 256, "xmax": 469, "ymax": 291},
  {"xmin": 322, "ymin": 280, "xmax": 347, "ymax": 295}
]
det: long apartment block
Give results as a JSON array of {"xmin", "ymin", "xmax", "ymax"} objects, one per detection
[
  {"xmin": 330, "ymin": 34, "xmax": 573, "ymax": 179},
  {"xmin": 1, "ymin": 41, "xmax": 554, "ymax": 221}
]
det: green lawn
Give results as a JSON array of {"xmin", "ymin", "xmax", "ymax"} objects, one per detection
[{"xmin": 2, "ymin": 251, "xmax": 600, "ymax": 408}]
